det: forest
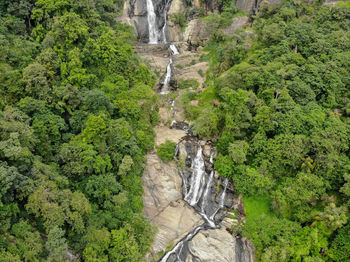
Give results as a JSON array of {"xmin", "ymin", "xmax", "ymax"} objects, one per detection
[
  {"xmin": 0, "ymin": 0, "xmax": 157, "ymax": 261},
  {"xmin": 184, "ymin": 0, "xmax": 350, "ymax": 261},
  {"xmin": 1, "ymin": 0, "xmax": 350, "ymax": 261}
]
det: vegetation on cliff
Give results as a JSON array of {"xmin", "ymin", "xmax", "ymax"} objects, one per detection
[
  {"xmin": 0, "ymin": 0, "xmax": 157, "ymax": 261},
  {"xmin": 185, "ymin": 0, "xmax": 350, "ymax": 261}
]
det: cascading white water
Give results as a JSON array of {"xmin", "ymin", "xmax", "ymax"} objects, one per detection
[
  {"xmin": 201, "ymin": 151, "xmax": 215, "ymax": 212},
  {"xmin": 146, "ymin": 0, "xmax": 159, "ymax": 44},
  {"xmin": 160, "ymin": 58, "xmax": 172, "ymax": 94},
  {"xmin": 170, "ymin": 44, "xmax": 179, "ymax": 55},
  {"xmin": 201, "ymin": 170, "xmax": 214, "ymax": 213},
  {"xmin": 160, "ymin": 225, "xmax": 204, "ymax": 262},
  {"xmin": 210, "ymin": 178, "xmax": 229, "ymax": 220},
  {"xmin": 184, "ymin": 146, "xmax": 206, "ymax": 206},
  {"xmin": 161, "ymin": 143, "xmax": 230, "ymax": 261},
  {"xmin": 161, "ymin": 0, "xmax": 170, "ymax": 43}
]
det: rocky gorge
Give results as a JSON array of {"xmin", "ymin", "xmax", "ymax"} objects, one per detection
[{"xmin": 120, "ymin": 0, "xmax": 255, "ymax": 261}]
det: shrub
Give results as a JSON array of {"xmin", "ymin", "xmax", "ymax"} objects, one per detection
[
  {"xmin": 197, "ymin": 69, "xmax": 204, "ymax": 77},
  {"xmin": 178, "ymin": 79, "xmax": 200, "ymax": 90},
  {"xmin": 157, "ymin": 140, "xmax": 177, "ymax": 162}
]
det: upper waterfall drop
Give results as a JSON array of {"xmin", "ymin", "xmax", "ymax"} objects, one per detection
[{"xmin": 146, "ymin": 0, "xmax": 159, "ymax": 44}]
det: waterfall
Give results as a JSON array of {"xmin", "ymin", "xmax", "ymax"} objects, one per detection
[
  {"xmin": 201, "ymin": 170, "xmax": 214, "ymax": 213},
  {"xmin": 146, "ymin": 0, "xmax": 159, "ymax": 44},
  {"xmin": 184, "ymin": 146, "xmax": 206, "ymax": 206},
  {"xmin": 161, "ymin": 142, "xmax": 231, "ymax": 261},
  {"xmin": 160, "ymin": 58, "xmax": 172, "ymax": 94},
  {"xmin": 210, "ymin": 178, "xmax": 229, "ymax": 220},
  {"xmin": 170, "ymin": 44, "xmax": 179, "ymax": 55},
  {"xmin": 160, "ymin": 225, "xmax": 204, "ymax": 262},
  {"xmin": 161, "ymin": 0, "xmax": 171, "ymax": 43}
]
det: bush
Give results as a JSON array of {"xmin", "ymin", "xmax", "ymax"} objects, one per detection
[
  {"xmin": 170, "ymin": 12, "xmax": 186, "ymax": 29},
  {"xmin": 178, "ymin": 79, "xmax": 200, "ymax": 90},
  {"xmin": 157, "ymin": 140, "xmax": 177, "ymax": 162},
  {"xmin": 197, "ymin": 69, "xmax": 204, "ymax": 77}
]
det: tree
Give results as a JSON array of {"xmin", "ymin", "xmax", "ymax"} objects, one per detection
[
  {"xmin": 46, "ymin": 226, "xmax": 68, "ymax": 262},
  {"xmin": 228, "ymin": 140, "xmax": 249, "ymax": 165},
  {"xmin": 192, "ymin": 106, "xmax": 220, "ymax": 138},
  {"xmin": 22, "ymin": 63, "xmax": 50, "ymax": 100},
  {"xmin": 214, "ymin": 155, "xmax": 234, "ymax": 178},
  {"xmin": 108, "ymin": 227, "xmax": 141, "ymax": 262},
  {"xmin": 157, "ymin": 140, "xmax": 176, "ymax": 163},
  {"xmin": 327, "ymin": 224, "xmax": 350, "ymax": 261},
  {"xmin": 272, "ymin": 172, "xmax": 325, "ymax": 222}
]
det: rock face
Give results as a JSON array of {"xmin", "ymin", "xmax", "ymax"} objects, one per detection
[
  {"xmin": 182, "ymin": 19, "xmax": 210, "ymax": 47},
  {"xmin": 119, "ymin": 0, "xmax": 149, "ymax": 41},
  {"xmin": 143, "ymin": 152, "xmax": 202, "ymax": 260},
  {"xmin": 235, "ymin": 0, "xmax": 257, "ymax": 14},
  {"xmin": 186, "ymin": 228, "xmax": 255, "ymax": 262},
  {"xmin": 222, "ymin": 16, "xmax": 250, "ymax": 36},
  {"xmin": 186, "ymin": 228, "xmax": 236, "ymax": 262}
]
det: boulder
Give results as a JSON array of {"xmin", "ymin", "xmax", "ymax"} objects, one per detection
[
  {"xmin": 186, "ymin": 228, "xmax": 236, "ymax": 261},
  {"xmin": 182, "ymin": 19, "xmax": 210, "ymax": 47},
  {"xmin": 168, "ymin": 0, "xmax": 185, "ymax": 15},
  {"xmin": 154, "ymin": 126, "xmax": 186, "ymax": 146},
  {"xmin": 190, "ymin": 100, "xmax": 199, "ymax": 107}
]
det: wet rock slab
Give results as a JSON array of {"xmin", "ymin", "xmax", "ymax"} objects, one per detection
[{"xmin": 143, "ymin": 153, "xmax": 202, "ymax": 259}]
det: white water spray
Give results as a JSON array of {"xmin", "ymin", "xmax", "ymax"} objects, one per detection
[
  {"xmin": 161, "ymin": 0, "xmax": 170, "ymax": 43},
  {"xmin": 160, "ymin": 225, "xmax": 204, "ymax": 262},
  {"xmin": 160, "ymin": 58, "xmax": 172, "ymax": 94},
  {"xmin": 170, "ymin": 44, "xmax": 179, "ymax": 55},
  {"xmin": 146, "ymin": 0, "xmax": 159, "ymax": 44},
  {"xmin": 184, "ymin": 146, "xmax": 206, "ymax": 206},
  {"xmin": 201, "ymin": 170, "xmax": 214, "ymax": 213},
  {"xmin": 210, "ymin": 178, "xmax": 229, "ymax": 220}
]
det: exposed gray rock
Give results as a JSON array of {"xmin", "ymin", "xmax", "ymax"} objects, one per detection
[
  {"xmin": 119, "ymin": 0, "xmax": 150, "ymax": 41},
  {"xmin": 222, "ymin": 16, "xmax": 250, "ymax": 36},
  {"xmin": 235, "ymin": 0, "xmax": 257, "ymax": 14},
  {"xmin": 143, "ymin": 153, "xmax": 202, "ymax": 260},
  {"xmin": 182, "ymin": 19, "xmax": 210, "ymax": 47},
  {"xmin": 186, "ymin": 228, "xmax": 237, "ymax": 262},
  {"xmin": 235, "ymin": 0, "xmax": 283, "ymax": 14}
]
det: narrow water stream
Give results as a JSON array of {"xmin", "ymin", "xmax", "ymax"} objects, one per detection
[
  {"xmin": 145, "ymin": 1, "xmax": 231, "ymax": 261},
  {"xmin": 160, "ymin": 136, "xmax": 230, "ymax": 261}
]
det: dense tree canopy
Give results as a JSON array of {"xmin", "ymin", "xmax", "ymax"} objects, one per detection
[
  {"xmin": 0, "ymin": 0, "xmax": 156, "ymax": 260},
  {"xmin": 185, "ymin": 0, "xmax": 350, "ymax": 261}
]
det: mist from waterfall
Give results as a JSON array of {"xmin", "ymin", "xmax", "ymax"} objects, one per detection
[{"xmin": 146, "ymin": 0, "xmax": 159, "ymax": 44}]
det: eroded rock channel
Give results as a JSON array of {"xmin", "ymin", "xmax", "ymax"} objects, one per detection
[{"xmin": 120, "ymin": 0, "xmax": 255, "ymax": 261}]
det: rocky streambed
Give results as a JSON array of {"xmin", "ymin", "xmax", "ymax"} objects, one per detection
[{"xmin": 119, "ymin": 0, "xmax": 255, "ymax": 261}]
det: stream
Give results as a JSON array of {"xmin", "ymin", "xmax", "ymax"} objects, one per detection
[{"xmin": 144, "ymin": 1, "xmax": 239, "ymax": 261}]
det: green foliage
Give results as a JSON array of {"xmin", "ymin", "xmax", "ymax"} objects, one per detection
[
  {"xmin": 191, "ymin": 1, "xmax": 350, "ymax": 261},
  {"xmin": 0, "ymin": 0, "xmax": 157, "ymax": 260},
  {"xmin": 157, "ymin": 140, "xmax": 177, "ymax": 163},
  {"xmin": 46, "ymin": 226, "xmax": 68, "ymax": 262},
  {"xmin": 327, "ymin": 224, "xmax": 350, "ymax": 261},
  {"xmin": 170, "ymin": 12, "xmax": 187, "ymax": 29},
  {"xmin": 178, "ymin": 79, "xmax": 200, "ymax": 90}
]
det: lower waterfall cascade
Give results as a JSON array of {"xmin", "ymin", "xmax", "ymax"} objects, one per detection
[
  {"xmin": 142, "ymin": 1, "xmax": 252, "ymax": 261},
  {"xmin": 158, "ymin": 129, "xmax": 234, "ymax": 261}
]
